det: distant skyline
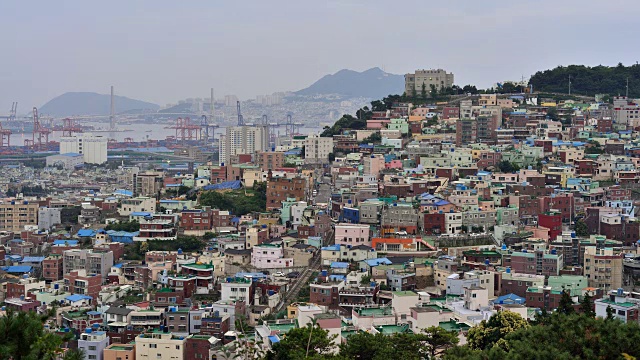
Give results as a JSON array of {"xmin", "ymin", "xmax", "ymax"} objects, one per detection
[{"xmin": 2, "ymin": 0, "xmax": 640, "ymax": 114}]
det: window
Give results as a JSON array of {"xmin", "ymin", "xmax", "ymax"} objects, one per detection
[
  {"xmin": 89, "ymin": 346, "xmax": 97, "ymax": 350},
  {"xmin": 150, "ymin": 344, "xmax": 157, "ymax": 348}
]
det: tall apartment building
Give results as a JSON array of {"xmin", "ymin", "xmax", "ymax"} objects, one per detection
[
  {"xmin": 0, "ymin": 200, "xmax": 38, "ymax": 232},
  {"xmin": 304, "ymin": 134, "xmax": 334, "ymax": 164},
  {"xmin": 584, "ymin": 246, "xmax": 623, "ymax": 291},
  {"xmin": 63, "ymin": 249, "xmax": 114, "ymax": 279},
  {"xmin": 38, "ymin": 207, "xmax": 61, "ymax": 230},
  {"xmin": 133, "ymin": 172, "xmax": 164, "ymax": 197},
  {"xmin": 404, "ymin": 69, "xmax": 454, "ymax": 96},
  {"xmin": 59, "ymin": 133, "xmax": 108, "ymax": 164},
  {"xmin": 256, "ymin": 151, "xmax": 285, "ymax": 170},
  {"xmin": 219, "ymin": 125, "xmax": 268, "ymax": 165},
  {"xmin": 613, "ymin": 96, "xmax": 640, "ymax": 129}
]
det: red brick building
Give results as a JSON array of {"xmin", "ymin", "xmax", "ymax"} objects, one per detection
[
  {"xmin": 266, "ymin": 175, "xmax": 307, "ymax": 210},
  {"xmin": 43, "ymin": 255, "xmax": 63, "ymax": 282},
  {"xmin": 185, "ymin": 335, "xmax": 213, "ymax": 359},
  {"xmin": 442, "ymin": 106, "xmax": 460, "ymax": 120},
  {"xmin": 181, "ymin": 208, "xmax": 213, "ymax": 231},
  {"xmin": 538, "ymin": 211, "xmax": 562, "ymax": 240},
  {"xmin": 256, "ymin": 151, "xmax": 285, "ymax": 171},
  {"xmin": 63, "ymin": 270, "xmax": 102, "ymax": 302},
  {"xmin": 422, "ymin": 213, "xmax": 445, "ymax": 235}
]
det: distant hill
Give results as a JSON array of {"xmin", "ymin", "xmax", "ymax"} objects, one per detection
[
  {"xmin": 529, "ymin": 63, "xmax": 640, "ymax": 97},
  {"xmin": 295, "ymin": 67, "xmax": 404, "ymax": 99},
  {"xmin": 40, "ymin": 92, "xmax": 159, "ymax": 116}
]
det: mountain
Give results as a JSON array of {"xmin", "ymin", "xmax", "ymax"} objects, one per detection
[
  {"xmin": 40, "ymin": 92, "xmax": 159, "ymax": 116},
  {"xmin": 295, "ymin": 67, "xmax": 404, "ymax": 99}
]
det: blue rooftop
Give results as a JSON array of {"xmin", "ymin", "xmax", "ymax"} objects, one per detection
[
  {"xmin": 330, "ymin": 262, "xmax": 349, "ymax": 269},
  {"xmin": 113, "ymin": 189, "xmax": 133, "ymax": 196},
  {"xmin": 130, "ymin": 212, "xmax": 152, "ymax": 216},
  {"xmin": 76, "ymin": 229, "xmax": 97, "ymax": 237},
  {"xmin": 20, "ymin": 256, "xmax": 45, "ymax": 263},
  {"xmin": 61, "ymin": 152, "xmax": 82, "ymax": 157},
  {"xmin": 268, "ymin": 335, "xmax": 280, "ymax": 343},
  {"xmin": 2, "ymin": 266, "xmax": 33, "ymax": 273},
  {"xmin": 364, "ymin": 258, "xmax": 392, "ymax": 267},
  {"xmin": 321, "ymin": 244, "xmax": 341, "ymax": 251},
  {"xmin": 494, "ymin": 293, "xmax": 525, "ymax": 305},
  {"xmin": 66, "ymin": 294, "xmax": 93, "ymax": 302},
  {"xmin": 53, "ymin": 240, "xmax": 79, "ymax": 246}
]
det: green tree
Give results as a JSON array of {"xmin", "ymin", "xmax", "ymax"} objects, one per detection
[
  {"xmin": 267, "ymin": 322, "xmax": 337, "ymax": 360},
  {"xmin": 62, "ymin": 349, "xmax": 86, "ymax": 360},
  {"xmin": 422, "ymin": 326, "xmax": 459, "ymax": 359},
  {"xmin": 557, "ymin": 290, "xmax": 575, "ymax": 315},
  {"xmin": 497, "ymin": 160, "xmax": 520, "ymax": 173},
  {"xmin": 421, "ymin": 83, "xmax": 427, "ymax": 99},
  {"xmin": 606, "ymin": 305, "xmax": 615, "ymax": 320},
  {"xmin": 339, "ymin": 332, "xmax": 391, "ymax": 360},
  {"xmin": 429, "ymin": 84, "xmax": 438, "ymax": 98},
  {"xmin": 105, "ymin": 220, "xmax": 140, "ymax": 232},
  {"xmin": 370, "ymin": 100, "xmax": 387, "ymax": 111},
  {"xmin": 580, "ymin": 293, "xmax": 595, "ymax": 318},
  {"xmin": 466, "ymin": 311, "xmax": 529, "ymax": 350},
  {"xmin": 575, "ymin": 219, "xmax": 589, "ymax": 236}
]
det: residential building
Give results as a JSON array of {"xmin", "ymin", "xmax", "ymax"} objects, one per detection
[
  {"xmin": 584, "ymin": 246, "xmax": 623, "ymax": 291},
  {"xmin": 0, "ymin": 200, "xmax": 39, "ymax": 232},
  {"xmin": 134, "ymin": 331, "xmax": 186, "ymax": 360},
  {"xmin": 304, "ymin": 134, "xmax": 334, "ymax": 164},
  {"xmin": 219, "ymin": 125, "xmax": 269, "ymax": 165},
  {"xmin": 63, "ymin": 249, "xmax": 114, "ymax": 279},
  {"xmin": 78, "ymin": 329, "xmax": 109, "ymax": 360}
]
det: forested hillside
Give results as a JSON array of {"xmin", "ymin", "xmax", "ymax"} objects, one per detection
[{"xmin": 529, "ymin": 63, "xmax": 640, "ymax": 98}]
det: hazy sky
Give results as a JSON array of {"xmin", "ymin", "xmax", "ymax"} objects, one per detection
[{"xmin": 2, "ymin": 0, "xmax": 640, "ymax": 114}]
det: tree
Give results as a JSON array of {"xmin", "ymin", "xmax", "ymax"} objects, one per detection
[
  {"xmin": 105, "ymin": 220, "xmax": 140, "ymax": 232},
  {"xmin": 421, "ymin": 83, "xmax": 427, "ymax": 99},
  {"xmin": 580, "ymin": 293, "xmax": 595, "ymax": 318},
  {"xmin": 63, "ymin": 349, "xmax": 86, "ymax": 360},
  {"xmin": 422, "ymin": 326, "xmax": 459, "ymax": 359},
  {"xmin": 370, "ymin": 100, "xmax": 387, "ymax": 112},
  {"xmin": 497, "ymin": 160, "xmax": 520, "ymax": 173},
  {"xmin": 557, "ymin": 290, "xmax": 575, "ymax": 315},
  {"xmin": 575, "ymin": 219, "xmax": 589, "ymax": 237},
  {"xmin": 446, "ymin": 313, "xmax": 640, "ymax": 360},
  {"xmin": 339, "ymin": 332, "xmax": 391, "ymax": 360},
  {"xmin": 360, "ymin": 132, "xmax": 382, "ymax": 144},
  {"xmin": 466, "ymin": 311, "xmax": 529, "ymax": 350},
  {"xmin": 606, "ymin": 305, "xmax": 615, "ymax": 321},
  {"xmin": 203, "ymin": 232, "xmax": 217, "ymax": 240},
  {"xmin": 267, "ymin": 322, "xmax": 337, "ymax": 360},
  {"xmin": 429, "ymin": 84, "xmax": 438, "ymax": 98}
]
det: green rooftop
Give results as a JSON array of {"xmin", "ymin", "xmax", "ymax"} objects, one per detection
[
  {"xmin": 269, "ymin": 321, "xmax": 298, "ymax": 333},
  {"xmin": 393, "ymin": 291, "xmax": 417, "ymax": 297},
  {"xmin": 182, "ymin": 263, "xmax": 214, "ymax": 270},
  {"xmin": 439, "ymin": 320, "xmax": 471, "ymax": 332},
  {"xmin": 599, "ymin": 299, "xmax": 636, "ymax": 308},
  {"xmin": 376, "ymin": 324, "xmax": 410, "ymax": 334},
  {"xmin": 357, "ymin": 307, "xmax": 394, "ymax": 317},
  {"xmin": 108, "ymin": 345, "xmax": 133, "ymax": 351}
]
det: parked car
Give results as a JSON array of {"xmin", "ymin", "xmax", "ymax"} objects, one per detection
[
  {"xmin": 287, "ymin": 271, "xmax": 301, "ymax": 278},
  {"xmin": 274, "ymin": 271, "xmax": 286, "ymax": 277}
]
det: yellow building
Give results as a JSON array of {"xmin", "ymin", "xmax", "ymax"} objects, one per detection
[
  {"xmin": 0, "ymin": 199, "xmax": 38, "ymax": 232},
  {"xmin": 135, "ymin": 332, "xmax": 186, "ymax": 360}
]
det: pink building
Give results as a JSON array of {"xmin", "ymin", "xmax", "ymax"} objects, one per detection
[
  {"xmin": 363, "ymin": 155, "xmax": 385, "ymax": 176},
  {"xmin": 366, "ymin": 119, "xmax": 390, "ymax": 129},
  {"xmin": 251, "ymin": 244, "xmax": 294, "ymax": 269},
  {"xmin": 491, "ymin": 173, "xmax": 519, "ymax": 183},
  {"xmin": 334, "ymin": 223, "xmax": 371, "ymax": 247},
  {"xmin": 385, "ymin": 160, "xmax": 403, "ymax": 169}
]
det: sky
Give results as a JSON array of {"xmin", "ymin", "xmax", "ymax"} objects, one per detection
[{"xmin": 2, "ymin": 0, "xmax": 640, "ymax": 114}]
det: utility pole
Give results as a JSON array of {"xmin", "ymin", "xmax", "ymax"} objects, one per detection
[{"xmin": 626, "ymin": 77, "xmax": 629, "ymax": 98}]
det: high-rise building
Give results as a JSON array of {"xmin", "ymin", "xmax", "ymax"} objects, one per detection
[
  {"xmin": 0, "ymin": 199, "xmax": 39, "ymax": 232},
  {"xmin": 60, "ymin": 133, "xmax": 108, "ymax": 164},
  {"xmin": 63, "ymin": 249, "xmax": 114, "ymax": 279},
  {"xmin": 304, "ymin": 134, "xmax": 334, "ymax": 164},
  {"xmin": 219, "ymin": 126, "xmax": 268, "ymax": 165},
  {"xmin": 584, "ymin": 246, "xmax": 623, "ymax": 291},
  {"xmin": 404, "ymin": 69, "xmax": 454, "ymax": 96}
]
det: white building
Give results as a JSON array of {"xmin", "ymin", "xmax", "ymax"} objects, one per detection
[
  {"xmin": 219, "ymin": 125, "xmax": 269, "ymax": 165},
  {"xmin": 221, "ymin": 277, "xmax": 252, "ymax": 303},
  {"xmin": 304, "ymin": 134, "xmax": 334, "ymax": 164},
  {"xmin": 46, "ymin": 153, "xmax": 84, "ymax": 169},
  {"xmin": 118, "ymin": 197, "xmax": 157, "ymax": 216},
  {"xmin": 60, "ymin": 134, "xmax": 108, "ymax": 164},
  {"xmin": 135, "ymin": 332, "xmax": 186, "ymax": 360},
  {"xmin": 38, "ymin": 207, "xmax": 61, "ymax": 230},
  {"xmin": 78, "ymin": 329, "xmax": 109, "ymax": 360}
]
